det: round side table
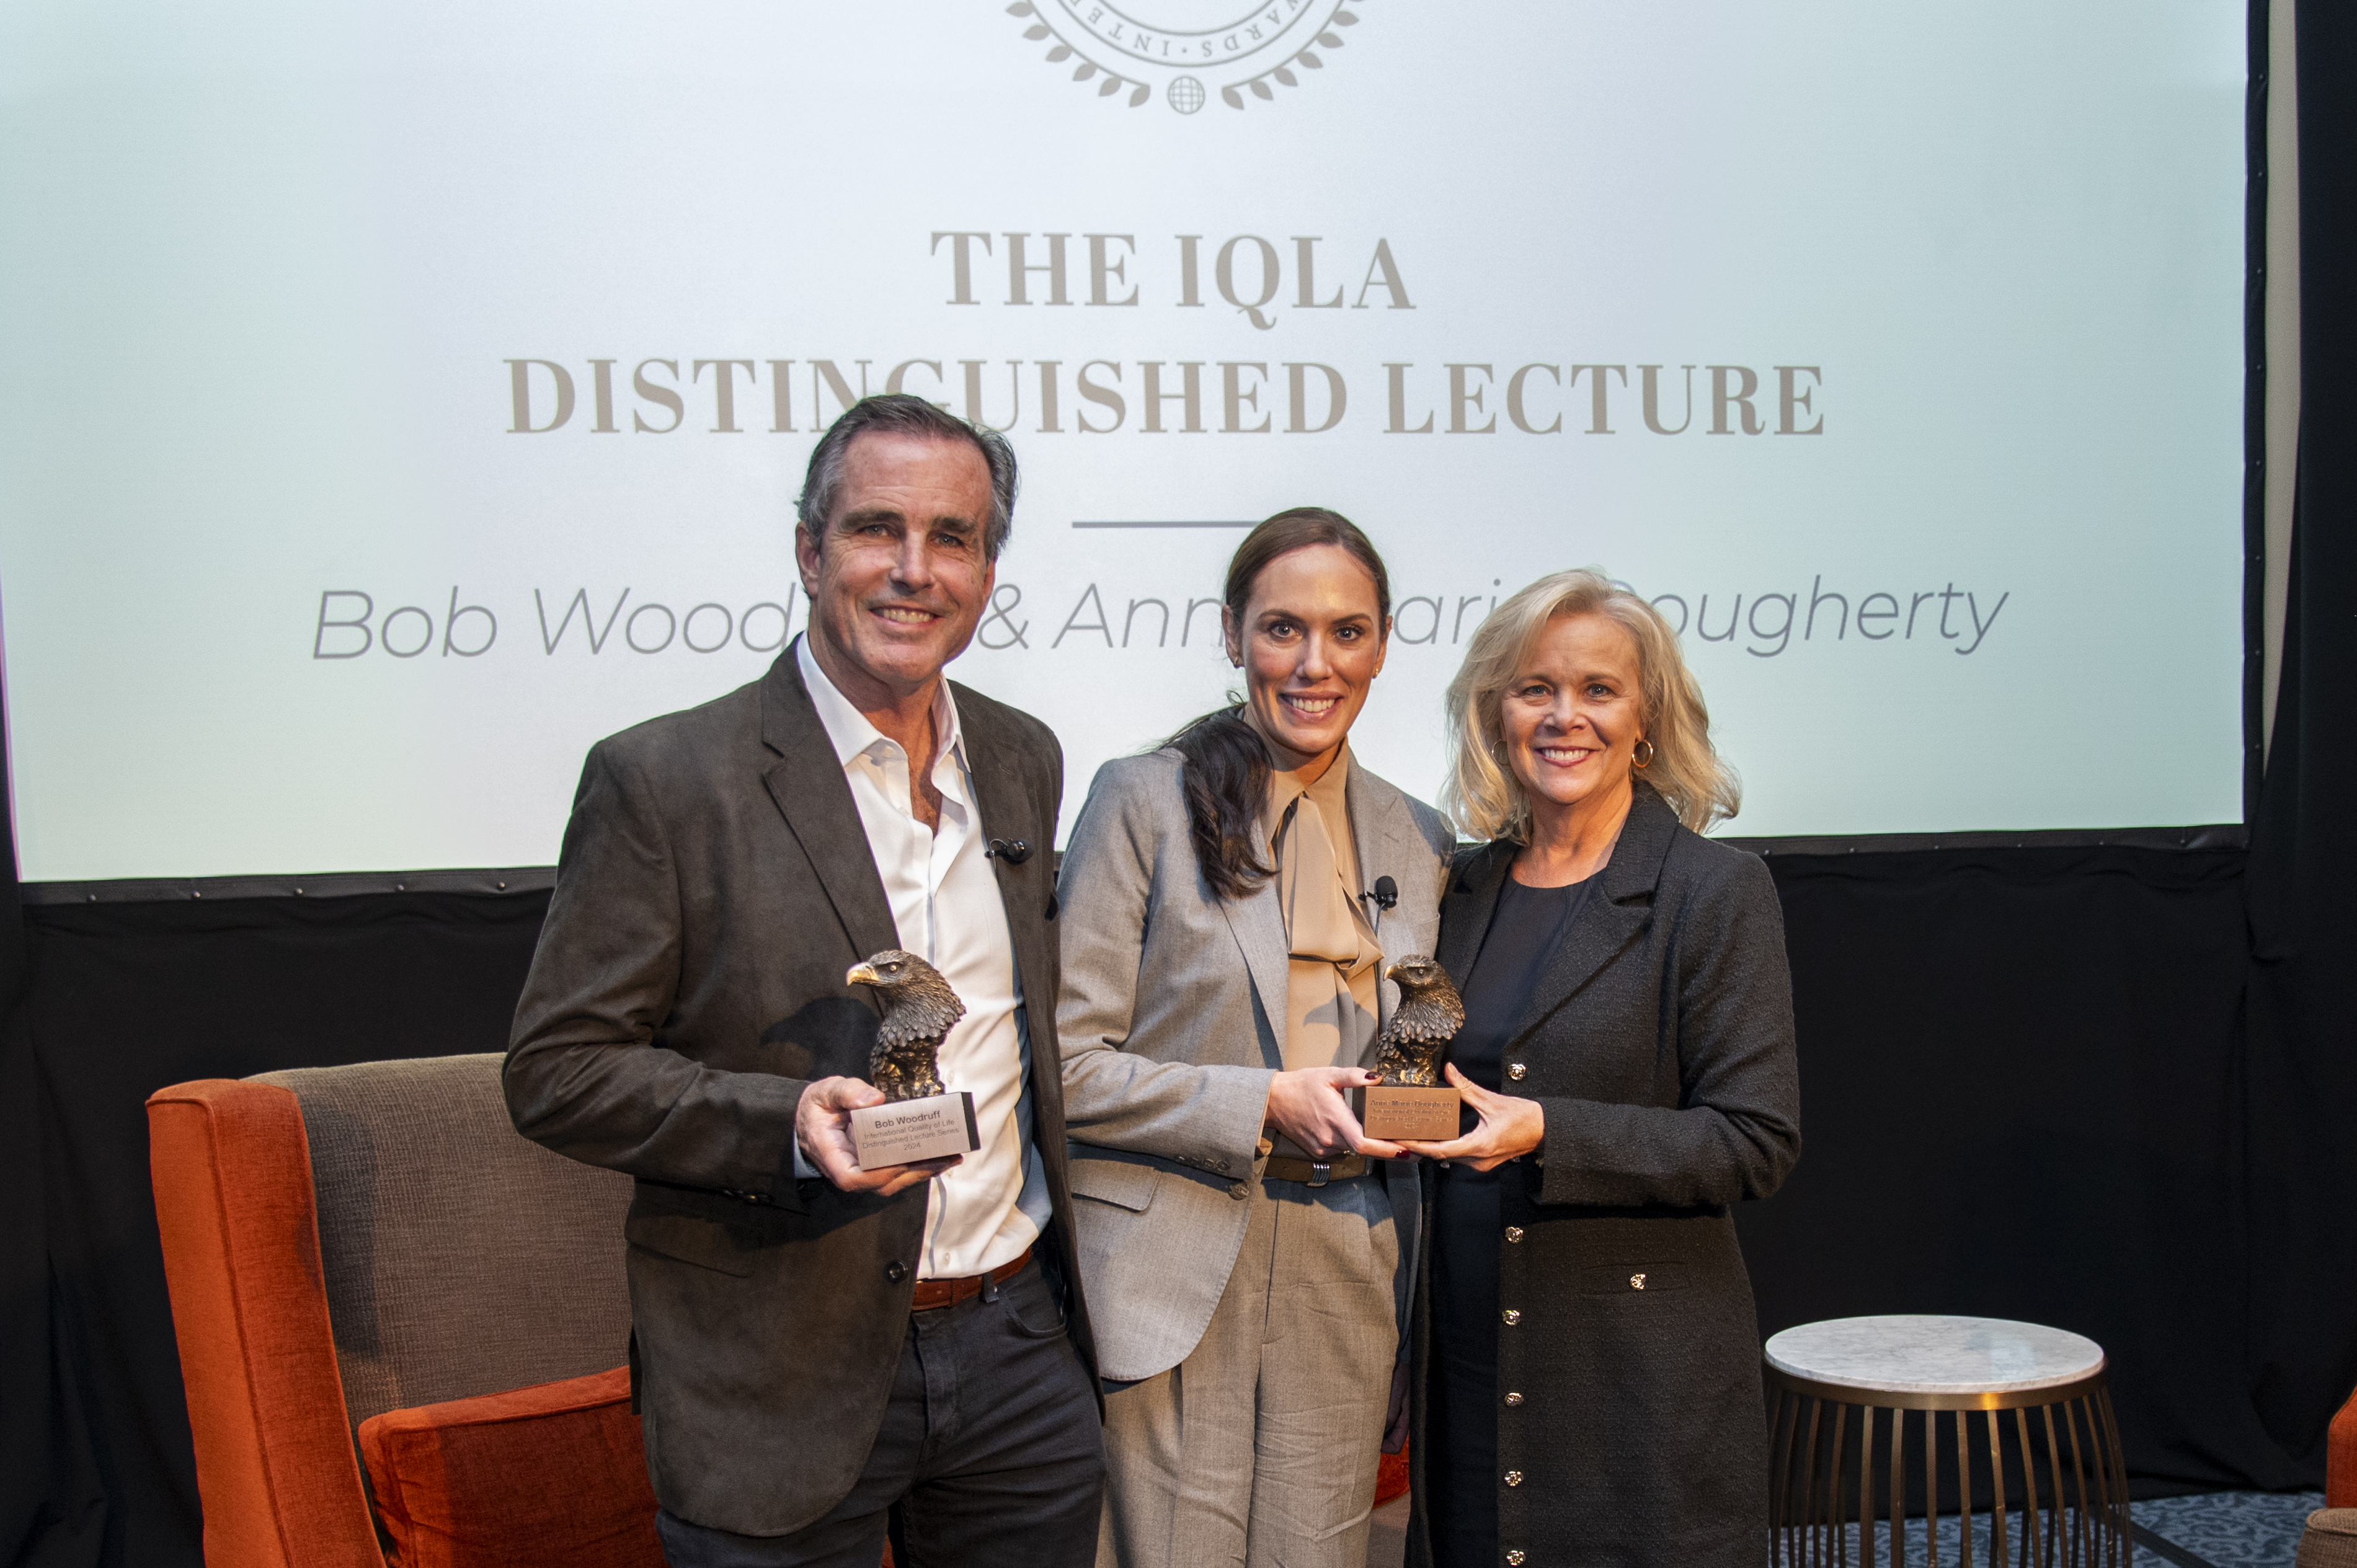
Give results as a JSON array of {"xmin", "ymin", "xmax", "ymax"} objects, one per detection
[{"xmin": 1765, "ymin": 1316, "xmax": 2131, "ymax": 1568}]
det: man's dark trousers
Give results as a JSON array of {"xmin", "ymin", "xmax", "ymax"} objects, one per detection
[{"xmin": 655, "ymin": 1259, "xmax": 1103, "ymax": 1568}]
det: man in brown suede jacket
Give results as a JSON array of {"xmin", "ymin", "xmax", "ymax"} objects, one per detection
[{"xmin": 505, "ymin": 394, "xmax": 1101, "ymax": 1568}]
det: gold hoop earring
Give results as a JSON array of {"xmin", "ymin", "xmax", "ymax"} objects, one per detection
[{"xmin": 1631, "ymin": 738, "xmax": 1656, "ymax": 769}]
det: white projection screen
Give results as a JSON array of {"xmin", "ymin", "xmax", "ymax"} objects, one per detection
[{"xmin": 0, "ymin": 1, "xmax": 2250, "ymax": 884}]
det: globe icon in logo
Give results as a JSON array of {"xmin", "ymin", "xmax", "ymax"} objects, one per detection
[{"xmin": 1167, "ymin": 76, "xmax": 1205, "ymax": 115}]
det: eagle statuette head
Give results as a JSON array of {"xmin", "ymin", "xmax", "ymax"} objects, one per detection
[
  {"xmin": 1372, "ymin": 955, "xmax": 1466, "ymax": 1088},
  {"xmin": 847, "ymin": 949, "xmax": 965, "ymax": 1102}
]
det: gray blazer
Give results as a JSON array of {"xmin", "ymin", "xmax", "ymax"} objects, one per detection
[
  {"xmin": 504, "ymin": 651, "xmax": 1093, "ymax": 1538},
  {"xmin": 1055, "ymin": 748, "xmax": 1457, "ymax": 1382}
]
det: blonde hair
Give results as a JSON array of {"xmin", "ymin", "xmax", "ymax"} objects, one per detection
[{"xmin": 1442, "ymin": 569, "xmax": 1740, "ymax": 840}]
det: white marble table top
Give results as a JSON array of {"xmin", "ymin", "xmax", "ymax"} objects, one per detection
[{"xmin": 1765, "ymin": 1316, "xmax": 2106, "ymax": 1395}]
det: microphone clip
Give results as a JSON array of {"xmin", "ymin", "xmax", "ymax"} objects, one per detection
[{"xmin": 986, "ymin": 838, "xmax": 1032, "ymax": 865}]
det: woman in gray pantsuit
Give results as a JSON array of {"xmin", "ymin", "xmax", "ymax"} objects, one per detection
[
  {"xmin": 1056, "ymin": 509, "xmax": 1456, "ymax": 1568},
  {"xmin": 1400, "ymin": 569, "xmax": 1803, "ymax": 1568}
]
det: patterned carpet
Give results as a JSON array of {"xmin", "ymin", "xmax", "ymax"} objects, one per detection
[
  {"xmin": 1793, "ymin": 1490, "xmax": 2333, "ymax": 1568},
  {"xmin": 2131, "ymin": 1490, "xmax": 2327, "ymax": 1568},
  {"xmin": 1370, "ymin": 1486, "xmax": 2329, "ymax": 1567},
  {"xmin": 1825, "ymin": 1493, "xmax": 2331, "ymax": 1568}
]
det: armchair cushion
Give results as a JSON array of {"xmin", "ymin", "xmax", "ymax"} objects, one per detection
[
  {"xmin": 252, "ymin": 1055, "xmax": 633, "ymax": 1428},
  {"xmin": 358, "ymin": 1365, "xmax": 662, "ymax": 1568},
  {"xmin": 2299, "ymin": 1509, "xmax": 2357, "ymax": 1568}
]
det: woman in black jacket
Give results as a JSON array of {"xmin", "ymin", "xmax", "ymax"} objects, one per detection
[{"xmin": 1397, "ymin": 568, "xmax": 1802, "ymax": 1568}]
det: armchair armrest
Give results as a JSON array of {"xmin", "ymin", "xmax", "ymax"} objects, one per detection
[
  {"xmin": 148, "ymin": 1080, "xmax": 383, "ymax": 1568},
  {"xmin": 358, "ymin": 1366, "xmax": 662, "ymax": 1568}
]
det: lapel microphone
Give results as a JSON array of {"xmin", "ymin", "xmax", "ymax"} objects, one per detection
[
  {"xmin": 1366, "ymin": 875, "xmax": 1398, "ymax": 911},
  {"xmin": 986, "ymin": 838, "xmax": 1032, "ymax": 864}
]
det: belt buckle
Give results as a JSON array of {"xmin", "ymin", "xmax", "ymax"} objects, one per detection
[{"xmin": 1308, "ymin": 1162, "xmax": 1331, "ymax": 1187}]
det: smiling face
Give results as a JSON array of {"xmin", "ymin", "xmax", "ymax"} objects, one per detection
[
  {"xmin": 1500, "ymin": 611, "xmax": 1647, "ymax": 828},
  {"xmin": 1223, "ymin": 543, "xmax": 1389, "ymax": 774},
  {"xmin": 796, "ymin": 431, "xmax": 995, "ymax": 706}
]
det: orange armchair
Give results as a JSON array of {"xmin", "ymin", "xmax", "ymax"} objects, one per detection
[
  {"xmin": 1377, "ymin": 1448, "xmax": 1408, "ymax": 1508},
  {"xmin": 2332, "ymin": 1383, "xmax": 2357, "ymax": 1508},
  {"xmin": 148, "ymin": 1055, "xmax": 657, "ymax": 1568}
]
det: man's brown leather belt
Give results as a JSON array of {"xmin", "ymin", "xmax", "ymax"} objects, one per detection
[
  {"xmin": 1261, "ymin": 1154, "xmax": 1370, "ymax": 1185},
  {"xmin": 910, "ymin": 1247, "xmax": 1031, "ymax": 1311}
]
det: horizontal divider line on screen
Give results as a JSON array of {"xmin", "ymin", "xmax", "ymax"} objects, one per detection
[
  {"xmin": 18, "ymin": 825, "xmax": 2248, "ymax": 906},
  {"xmin": 1068, "ymin": 520, "xmax": 1256, "ymax": 529}
]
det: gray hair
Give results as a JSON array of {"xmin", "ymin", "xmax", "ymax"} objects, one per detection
[{"xmin": 795, "ymin": 394, "xmax": 1018, "ymax": 559}]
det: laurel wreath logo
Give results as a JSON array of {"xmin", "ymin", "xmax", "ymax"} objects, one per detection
[{"xmin": 1003, "ymin": 2, "xmax": 1362, "ymax": 113}]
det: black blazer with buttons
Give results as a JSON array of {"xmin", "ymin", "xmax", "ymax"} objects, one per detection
[
  {"xmin": 1404, "ymin": 781, "xmax": 1801, "ymax": 1568},
  {"xmin": 504, "ymin": 649, "xmax": 1095, "ymax": 1538}
]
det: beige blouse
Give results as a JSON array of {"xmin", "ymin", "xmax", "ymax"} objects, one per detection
[{"xmin": 1264, "ymin": 746, "xmax": 1386, "ymax": 1156}]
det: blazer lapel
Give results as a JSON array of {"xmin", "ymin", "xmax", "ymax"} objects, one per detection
[
  {"xmin": 757, "ymin": 653, "xmax": 899, "ymax": 985},
  {"xmin": 952, "ymin": 693, "xmax": 1051, "ymax": 1000},
  {"xmin": 951, "ymin": 688, "xmax": 1068, "ymax": 1120},
  {"xmin": 1344, "ymin": 763, "xmax": 1412, "ymax": 1026},
  {"xmin": 1344, "ymin": 760, "xmax": 1406, "ymax": 905},
  {"xmin": 1503, "ymin": 784, "xmax": 1680, "ymax": 1046},
  {"xmin": 1220, "ymin": 882, "xmax": 1292, "ymax": 1070},
  {"xmin": 1438, "ymin": 840, "xmax": 1512, "ymax": 985}
]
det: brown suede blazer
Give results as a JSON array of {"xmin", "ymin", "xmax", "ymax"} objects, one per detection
[{"xmin": 504, "ymin": 649, "xmax": 1093, "ymax": 1538}]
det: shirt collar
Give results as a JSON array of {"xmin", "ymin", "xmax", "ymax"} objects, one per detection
[
  {"xmin": 1267, "ymin": 743, "xmax": 1353, "ymax": 825},
  {"xmin": 795, "ymin": 634, "xmax": 968, "ymax": 777}
]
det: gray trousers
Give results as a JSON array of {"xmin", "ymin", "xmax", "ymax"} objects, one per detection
[
  {"xmin": 1098, "ymin": 1173, "xmax": 1400, "ymax": 1568},
  {"xmin": 657, "ymin": 1259, "xmax": 1104, "ymax": 1568}
]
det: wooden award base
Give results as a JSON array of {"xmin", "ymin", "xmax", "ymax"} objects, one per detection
[
  {"xmin": 1357, "ymin": 1084, "xmax": 1462, "ymax": 1141},
  {"xmin": 850, "ymin": 1091, "xmax": 979, "ymax": 1169}
]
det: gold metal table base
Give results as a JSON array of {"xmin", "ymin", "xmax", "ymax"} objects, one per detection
[{"xmin": 1767, "ymin": 1365, "xmax": 2133, "ymax": 1568}]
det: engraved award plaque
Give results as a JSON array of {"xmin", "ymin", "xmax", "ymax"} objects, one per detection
[{"xmin": 848, "ymin": 1093, "xmax": 982, "ymax": 1168}]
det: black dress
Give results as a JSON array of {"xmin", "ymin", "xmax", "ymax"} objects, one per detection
[{"xmin": 1427, "ymin": 872, "xmax": 1594, "ymax": 1568}]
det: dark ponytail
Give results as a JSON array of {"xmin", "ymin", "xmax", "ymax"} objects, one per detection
[
  {"xmin": 1171, "ymin": 706, "xmax": 1273, "ymax": 902},
  {"xmin": 1167, "ymin": 507, "xmax": 1393, "ymax": 901}
]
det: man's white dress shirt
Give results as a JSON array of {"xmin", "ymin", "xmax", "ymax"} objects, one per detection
[{"xmin": 794, "ymin": 635, "xmax": 1050, "ymax": 1279}]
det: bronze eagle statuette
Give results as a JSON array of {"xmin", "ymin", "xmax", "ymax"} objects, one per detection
[
  {"xmin": 847, "ymin": 949, "xmax": 965, "ymax": 1102},
  {"xmin": 1373, "ymin": 955, "xmax": 1467, "ymax": 1088},
  {"xmin": 1362, "ymin": 955, "xmax": 1468, "ymax": 1141}
]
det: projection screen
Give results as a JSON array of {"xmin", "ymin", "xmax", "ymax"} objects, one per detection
[{"xmin": 0, "ymin": 1, "xmax": 2250, "ymax": 882}]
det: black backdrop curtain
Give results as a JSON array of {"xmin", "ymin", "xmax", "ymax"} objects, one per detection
[
  {"xmin": 6, "ymin": 4, "xmax": 2356, "ymax": 1564},
  {"xmin": 0, "ymin": 843, "xmax": 2305, "ymax": 1568},
  {"xmin": 7, "ymin": 892, "xmax": 553, "ymax": 1567},
  {"xmin": 2244, "ymin": 0, "xmax": 2357, "ymax": 1476}
]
